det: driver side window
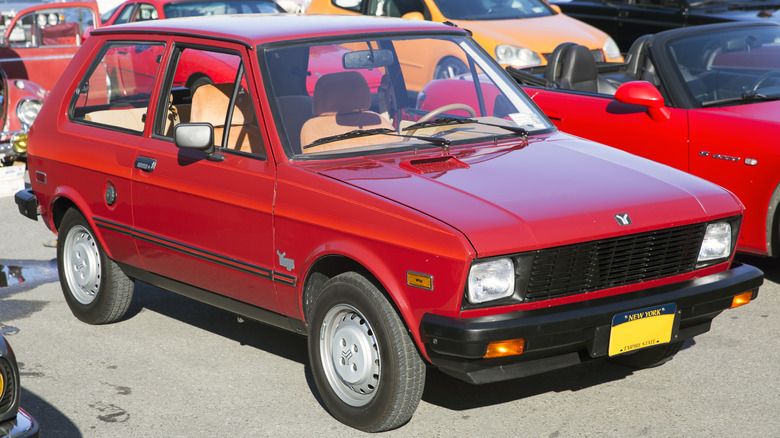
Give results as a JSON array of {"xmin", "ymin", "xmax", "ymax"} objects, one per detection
[{"xmin": 160, "ymin": 47, "xmax": 265, "ymax": 157}]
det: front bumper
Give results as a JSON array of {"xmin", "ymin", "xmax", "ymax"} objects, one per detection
[
  {"xmin": 0, "ymin": 408, "xmax": 40, "ymax": 438},
  {"xmin": 420, "ymin": 262, "xmax": 763, "ymax": 384}
]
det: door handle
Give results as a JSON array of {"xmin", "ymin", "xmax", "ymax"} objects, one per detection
[{"xmin": 134, "ymin": 157, "xmax": 156, "ymax": 172}]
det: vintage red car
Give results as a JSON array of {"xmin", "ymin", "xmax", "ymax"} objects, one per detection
[
  {"xmin": 0, "ymin": 1, "xmax": 100, "ymax": 92},
  {"xmin": 0, "ymin": 66, "xmax": 46, "ymax": 164},
  {"xmin": 504, "ymin": 21, "xmax": 780, "ymax": 258},
  {"xmin": 14, "ymin": 15, "xmax": 763, "ymax": 431},
  {"xmin": 100, "ymin": 0, "xmax": 284, "ymax": 25}
]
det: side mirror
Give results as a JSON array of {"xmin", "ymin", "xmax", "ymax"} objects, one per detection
[
  {"xmin": 174, "ymin": 123, "xmax": 224, "ymax": 161},
  {"xmin": 549, "ymin": 4, "xmax": 562, "ymax": 13},
  {"xmin": 614, "ymin": 81, "xmax": 671, "ymax": 121}
]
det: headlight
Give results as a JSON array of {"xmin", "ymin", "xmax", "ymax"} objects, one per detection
[
  {"xmin": 467, "ymin": 258, "xmax": 515, "ymax": 304},
  {"xmin": 698, "ymin": 222, "xmax": 732, "ymax": 263},
  {"xmin": 602, "ymin": 37, "xmax": 622, "ymax": 61},
  {"xmin": 495, "ymin": 44, "xmax": 543, "ymax": 68},
  {"xmin": 17, "ymin": 98, "xmax": 42, "ymax": 128}
]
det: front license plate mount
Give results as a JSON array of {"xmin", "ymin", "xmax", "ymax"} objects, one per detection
[{"xmin": 608, "ymin": 303, "xmax": 677, "ymax": 357}]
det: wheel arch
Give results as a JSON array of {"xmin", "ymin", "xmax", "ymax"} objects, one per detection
[
  {"xmin": 764, "ymin": 180, "xmax": 780, "ymax": 256},
  {"xmin": 299, "ymin": 252, "xmax": 420, "ymax": 352},
  {"xmin": 49, "ymin": 188, "xmax": 117, "ymax": 260}
]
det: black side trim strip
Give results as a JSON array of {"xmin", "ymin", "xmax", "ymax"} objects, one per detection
[{"xmin": 94, "ymin": 216, "xmax": 296, "ymax": 285}]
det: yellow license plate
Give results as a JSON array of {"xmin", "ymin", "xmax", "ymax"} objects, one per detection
[{"xmin": 608, "ymin": 304, "xmax": 676, "ymax": 357}]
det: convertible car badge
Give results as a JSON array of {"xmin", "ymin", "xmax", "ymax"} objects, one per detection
[
  {"xmin": 277, "ymin": 251, "xmax": 295, "ymax": 272},
  {"xmin": 615, "ymin": 213, "xmax": 632, "ymax": 226}
]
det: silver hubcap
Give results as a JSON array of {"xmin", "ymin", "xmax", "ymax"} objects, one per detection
[
  {"xmin": 319, "ymin": 304, "xmax": 380, "ymax": 407},
  {"xmin": 63, "ymin": 225, "xmax": 101, "ymax": 305}
]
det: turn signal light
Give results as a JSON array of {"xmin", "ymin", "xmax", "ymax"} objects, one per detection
[
  {"xmin": 12, "ymin": 134, "xmax": 27, "ymax": 154},
  {"xmin": 730, "ymin": 291, "xmax": 754, "ymax": 309},
  {"xmin": 484, "ymin": 339, "xmax": 525, "ymax": 358}
]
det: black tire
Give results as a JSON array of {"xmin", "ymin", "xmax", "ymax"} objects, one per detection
[
  {"xmin": 608, "ymin": 341, "xmax": 683, "ymax": 369},
  {"xmin": 307, "ymin": 272, "xmax": 425, "ymax": 432},
  {"xmin": 57, "ymin": 209, "xmax": 134, "ymax": 325},
  {"xmin": 433, "ymin": 56, "xmax": 468, "ymax": 80}
]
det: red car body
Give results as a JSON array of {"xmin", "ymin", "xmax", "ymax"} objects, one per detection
[
  {"xmin": 507, "ymin": 22, "xmax": 780, "ymax": 257},
  {"xmin": 14, "ymin": 15, "xmax": 763, "ymax": 431}
]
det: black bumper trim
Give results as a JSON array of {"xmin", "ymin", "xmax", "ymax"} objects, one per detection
[
  {"xmin": 420, "ymin": 263, "xmax": 763, "ymax": 384},
  {"xmin": 14, "ymin": 188, "xmax": 38, "ymax": 221}
]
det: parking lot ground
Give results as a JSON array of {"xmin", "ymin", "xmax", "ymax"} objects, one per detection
[{"xmin": 1, "ymin": 188, "xmax": 778, "ymax": 437}]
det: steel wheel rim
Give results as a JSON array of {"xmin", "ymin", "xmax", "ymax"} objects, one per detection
[
  {"xmin": 63, "ymin": 225, "xmax": 102, "ymax": 305},
  {"xmin": 318, "ymin": 304, "xmax": 380, "ymax": 407}
]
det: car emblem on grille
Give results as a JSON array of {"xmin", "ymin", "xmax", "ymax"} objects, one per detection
[{"xmin": 615, "ymin": 213, "xmax": 632, "ymax": 226}]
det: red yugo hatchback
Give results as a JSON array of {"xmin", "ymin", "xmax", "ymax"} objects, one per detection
[{"xmin": 15, "ymin": 14, "xmax": 763, "ymax": 432}]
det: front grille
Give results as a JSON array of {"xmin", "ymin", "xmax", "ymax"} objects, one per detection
[{"xmin": 522, "ymin": 223, "xmax": 707, "ymax": 301}]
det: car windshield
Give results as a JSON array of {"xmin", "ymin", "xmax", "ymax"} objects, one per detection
[
  {"xmin": 431, "ymin": 0, "xmax": 553, "ymax": 20},
  {"xmin": 665, "ymin": 25, "xmax": 780, "ymax": 107},
  {"xmin": 163, "ymin": 0, "xmax": 282, "ymax": 17},
  {"xmin": 262, "ymin": 34, "xmax": 552, "ymax": 158}
]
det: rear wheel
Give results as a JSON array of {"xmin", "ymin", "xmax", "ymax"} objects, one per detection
[
  {"xmin": 608, "ymin": 341, "xmax": 683, "ymax": 369},
  {"xmin": 307, "ymin": 272, "xmax": 425, "ymax": 432},
  {"xmin": 57, "ymin": 209, "xmax": 134, "ymax": 325}
]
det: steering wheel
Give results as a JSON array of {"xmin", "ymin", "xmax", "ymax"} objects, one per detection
[
  {"xmin": 416, "ymin": 104, "xmax": 477, "ymax": 124},
  {"xmin": 750, "ymin": 70, "xmax": 780, "ymax": 94}
]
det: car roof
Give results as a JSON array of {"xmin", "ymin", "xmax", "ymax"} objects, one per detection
[{"xmin": 90, "ymin": 13, "xmax": 468, "ymax": 46}]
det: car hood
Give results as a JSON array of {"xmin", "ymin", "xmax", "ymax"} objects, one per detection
[
  {"xmin": 315, "ymin": 132, "xmax": 739, "ymax": 257},
  {"xmin": 452, "ymin": 14, "xmax": 605, "ymax": 55}
]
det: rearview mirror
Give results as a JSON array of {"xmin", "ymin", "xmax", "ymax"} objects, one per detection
[
  {"xmin": 614, "ymin": 81, "xmax": 671, "ymax": 121},
  {"xmin": 174, "ymin": 123, "xmax": 225, "ymax": 162},
  {"xmin": 174, "ymin": 123, "xmax": 213, "ymax": 150},
  {"xmin": 343, "ymin": 49, "xmax": 394, "ymax": 69}
]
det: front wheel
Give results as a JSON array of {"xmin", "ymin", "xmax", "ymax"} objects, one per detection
[
  {"xmin": 57, "ymin": 209, "xmax": 134, "ymax": 325},
  {"xmin": 307, "ymin": 272, "xmax": 425, "ymax": 432}
]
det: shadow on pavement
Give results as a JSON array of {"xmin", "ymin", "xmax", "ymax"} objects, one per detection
[{"xmin": 20, "ymin": 388, "xmax": 81, "ymax": 437}]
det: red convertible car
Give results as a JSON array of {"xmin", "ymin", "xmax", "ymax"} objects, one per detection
[
  {"xmin": 503, "ymin": 21, "xmax": 780, "ymax": 258},
  {"xmin": 15, "ymin": 15, "xmax": 762, "ymax": 431}
]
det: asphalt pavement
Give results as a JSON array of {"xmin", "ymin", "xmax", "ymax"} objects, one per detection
[{"xmin": 1, "ymin": 177, "xmax": 778, "ymax": 437}]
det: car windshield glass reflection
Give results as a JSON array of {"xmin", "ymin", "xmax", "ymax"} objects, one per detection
[
  {"xmin": 667, "ymin": 26, "xmax": 780, "ymax": 107},
  {"xmin": 262, "ymin": 35, "xmax": 551, "ymax": 158},
  {"xmin": 432, "ymin": 0, "xmax": 553, "ymax": 19}
]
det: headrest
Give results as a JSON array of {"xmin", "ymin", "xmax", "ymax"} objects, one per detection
[
  {"xmin": 545, "ymin": 42, "xmax": 577, "ymax": 86},
  {"xmin": 559, "ymin": 45, "xmax": 599, "ymax": 93},
  {"xmin": 191, "ymin": 83, "xmax": 250, "ymax": 126},
  {"xmin": 312, "ymin": 71, "xmax": 370, "ymax": 116}
]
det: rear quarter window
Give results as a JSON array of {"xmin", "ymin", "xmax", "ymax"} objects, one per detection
[{"xmin": 70, "ymin": 41, "xmax": 166, "ymax": 133}]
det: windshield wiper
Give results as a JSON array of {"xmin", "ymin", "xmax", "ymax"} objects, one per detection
[
  {"xmin": 302, "ymin": 128, "xmax": 451, "ymax": 150},
  {"xmin": 404, "ymin": 116, "xmax": 528, "ymax": 139},
  {"xmin": 701, "ymin": 92, "xmax": 780, "ymax": 107}
]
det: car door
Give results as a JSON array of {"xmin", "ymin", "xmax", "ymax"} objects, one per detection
[
  {"xmin": 68, "ymin": 40, "xmax": 168, "ymax": 268},
  {"xmin": 0, "ymin": 5, "xmax": 97, "ymax": 91},
  {"xmin": 130, "ymin": 41, "xmax": 281, "ymax": 312},
  {"xmin": 528, "ymin": 87, "xmax": 689, "ymax": 171}
]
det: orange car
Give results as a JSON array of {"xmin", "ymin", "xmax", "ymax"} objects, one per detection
[{"xmin": 307, "ymin": 0, "xmax": 623, "ymax": 87}]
